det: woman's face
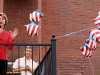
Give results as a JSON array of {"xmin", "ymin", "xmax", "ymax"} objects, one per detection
[
  {"xmin": 0, "ymin": 16, "xmax": 5, "ymax": 28},
  {"xmin": 25, "ymin": 48, "xmax": 32, "ymax": 58}
]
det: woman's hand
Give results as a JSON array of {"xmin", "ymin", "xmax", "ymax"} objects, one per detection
[
  {"xmin": 25, "ymin": 65, "xmax": 34, "ymax": 73},
  {"xmin": 10, "ymin": 28, "xmax": 18, "ymax": 40}
]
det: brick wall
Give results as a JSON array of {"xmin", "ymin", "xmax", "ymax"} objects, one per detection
[
  {"xmin": 41, "ymin": 0, "xmax": 100, "ymax": 75},
  {"xmin": 4, "ymin": 0, "xmax": 100, "ymax": 75}
]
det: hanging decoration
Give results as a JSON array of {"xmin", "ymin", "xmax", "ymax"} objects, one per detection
[
  {"xmin": 80, "ymin": 11, "xmax": 100, "ymax": 57},
  {"xmin": 24, "ymin": 9, "xmax": 43, "ymax": 36}
]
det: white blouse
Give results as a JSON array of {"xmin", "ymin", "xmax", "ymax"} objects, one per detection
[{"xmin": 13, "ymin": 56, "xmax": 38, "ymax": 75}]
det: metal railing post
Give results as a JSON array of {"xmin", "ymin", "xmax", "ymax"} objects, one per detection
[{"xmin": 51, "ymin": 34, "xmax": 57, "ymax": 75}]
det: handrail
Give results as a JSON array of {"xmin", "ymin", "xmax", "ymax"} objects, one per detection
[
  {"xmin": 33, "ymin": 47, "xmax": 51, "ymax": 73},
  {"xmin": 33, "ymin": 47, "xmax": 52, "ymax": 75},
  {"xmin": 0, "ymin": 42, "xmax": 52, "ymax": 46}
]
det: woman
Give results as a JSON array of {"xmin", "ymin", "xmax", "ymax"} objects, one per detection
[
  {"xmin": 13, "ymin": 46, "xmax": 38, "ymax": 75},
  {"xmin": 0, "ymin": 12, "xmax": 18, "ymax": 75}
]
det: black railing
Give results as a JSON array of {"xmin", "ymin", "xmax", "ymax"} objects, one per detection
[
  {"xmin": 33, "ymin": 47, "xmax": 52, "ymax": 75},
  {"xmin": 33, "ymin": 34, "xmax": 57, "ymax": 75},
  {"xmin": 0, "ymin": 35, "xmax": 57, "ymax": 75}
]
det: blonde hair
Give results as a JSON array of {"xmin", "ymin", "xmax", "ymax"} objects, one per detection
[{"xmin": 0, "ymin": 12, "xmax": 8, "ymax": 26}]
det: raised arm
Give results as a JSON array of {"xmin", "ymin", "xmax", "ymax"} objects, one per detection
[
  {"xmin": 7, "ymin": 28, "xmax": 18, "ymax": 50},
  {"xmin": 10, "ymin": 28, "xmax": 18, "ymax": 40}
]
